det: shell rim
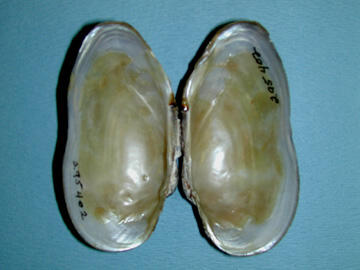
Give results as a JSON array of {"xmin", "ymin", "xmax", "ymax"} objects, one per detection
[
  {"xmin": 180, "ymin": 20, "xmax": 300, "ymax": 256},
  {"xmin": 63, "ymin": 21, "xmax": 178, "ymax": 252}
]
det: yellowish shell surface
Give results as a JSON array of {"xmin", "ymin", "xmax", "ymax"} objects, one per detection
[
  {"xmin": 62, "ymin": 21, "xmax": 298, "ymax": 255},
  {"xmin": 63, "ymin": 23, "xmax": 180, "ymax": 251},
  {"xmin": 181, "ymin": 22, "xmax": 299, "ymax": 256}
]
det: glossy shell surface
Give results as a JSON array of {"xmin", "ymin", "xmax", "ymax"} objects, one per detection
[
  {"xmin": 181, "ymin": 22, "xmax": 299, "ymax": 256},
  {"xmin": 63, "ymin": 23, "xmax": 180, "ymax": 251}
]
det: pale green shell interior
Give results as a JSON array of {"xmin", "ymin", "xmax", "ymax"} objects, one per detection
[
  {"xmin": 182, "ymin": 22, "xmax": 299, "ymax": 256},
  {"xmin": 63, "ymin": 23, "xmax": 177, "ymax": 251}
]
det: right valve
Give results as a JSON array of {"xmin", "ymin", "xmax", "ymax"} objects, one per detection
[{"xmin": 180, "ymin": 21, "xmax": 299, "ymax": 256}]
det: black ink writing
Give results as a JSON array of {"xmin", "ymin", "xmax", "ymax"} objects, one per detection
[
  {"xmin": 262, "ymin": 76, "xmax": 272, "ymax": 86},
  {"xmin": 75, "ymin": 191, "xmax": 83, "ymax": 198},
  {"xmin": 252, "ymin": 47, "xmax": 280, "ymax": 103},
  {"xmin": 271, "ymin": 95, "xmax": 279, "ymax": 103},
  {"xmin": 72, "ymin": 161, "xmax": 87, "ymax": 220},
  {"xmin": 74, "ymin": 178, "xmax": 83, "ymax": 189},
  {"xmin": 80, "ymin": 211, "xmax": 88, "ymax": 220}
]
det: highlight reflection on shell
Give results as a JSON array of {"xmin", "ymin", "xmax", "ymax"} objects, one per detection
[
  {"xmin": 181, "ymin": 22, "xmax": 299, "ymax": 256},
  {"xmin": 63, "ymin": 22, "xmax": 180, "ymax": 251},
  {"xmin": 62, "ymin": 21, "xmax": 298, "ymax": 255}
]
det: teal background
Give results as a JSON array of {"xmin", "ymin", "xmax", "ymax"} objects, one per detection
[{"xmin": 1, "ymin": 0, "xmax": 359, "ymax": 269}]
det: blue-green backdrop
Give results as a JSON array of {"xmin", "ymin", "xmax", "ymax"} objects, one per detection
[{"xmin": 0, "ymin": 0, "xmax": 359, "ymax": 269}]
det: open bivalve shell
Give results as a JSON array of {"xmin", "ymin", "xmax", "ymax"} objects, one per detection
[
  {"xmin": 181, "ymin": 22, "xmax": 299, "ymax": 256},
  {"xmin": 62, "ymin": 21, "xmax": 298, "ymax": 255},
  {"xmin": 63, "ymin": 22, "xmax": 180, "ymax": 251}
]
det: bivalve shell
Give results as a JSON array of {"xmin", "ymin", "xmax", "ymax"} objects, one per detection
[
  {"xmin": 63, "ymin": 22, "xmax": 180, "ymax": 251},
  {"xmin": 181, "ymin": 21, "xmax": 299, "ymax": 256}
]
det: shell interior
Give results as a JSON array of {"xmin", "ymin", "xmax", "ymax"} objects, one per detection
[
  {"xmin": 62, "ymin": 21, "xmax": 298, "ymax": 255},
  {"xmin": 181, "ymin": 22, "xmax": 299, "ymax": 256},
  {"xmin": 63, "ymin": 23, "xmax": 180, "ymax": 251}
]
